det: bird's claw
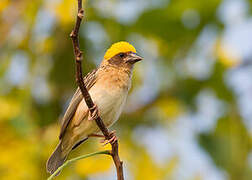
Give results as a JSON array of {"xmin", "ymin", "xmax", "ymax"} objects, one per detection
[
  {"xmin": 100, "ymin": 130, "xmax": 117, "ymax": 146},
  {"xmin": 88, "ymin": 104, "xmax": 99, "ymax": 121}
]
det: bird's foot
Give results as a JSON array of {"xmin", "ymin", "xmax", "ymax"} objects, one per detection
[
  {"xmin": 88, "ymin": 104, "xmax": 99, "ymax": 121},
  {"xmin": 100, "ymin": 130, "xmax": 117, "ymax": 146}
]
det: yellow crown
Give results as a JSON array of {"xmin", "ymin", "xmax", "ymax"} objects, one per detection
[{"xmin": 104, "ymin": 41, "xmax": 136, "ymax": 60}]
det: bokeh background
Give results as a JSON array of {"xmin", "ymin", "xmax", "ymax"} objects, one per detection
[{"xmin": 1, "ymin": 0, "xmax": 252, "ymax": 179}]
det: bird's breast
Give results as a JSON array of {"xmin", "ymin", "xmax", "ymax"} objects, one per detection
[
  {"xmin": 70, "ymin": 68, "xmax": 132, "ymax": 139},
  {"xmin": 89, "ymin": 71, "xmax": 131, "ymax": 127}
]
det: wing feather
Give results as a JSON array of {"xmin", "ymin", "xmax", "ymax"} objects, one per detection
[{"xmin": 59, "ymin": 69, "xmax": 98, "ymax": 139}]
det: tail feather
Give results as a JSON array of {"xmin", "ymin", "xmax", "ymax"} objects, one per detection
[{"xmin": 46, "ymin": 142, "xmax": 66, "ymax": 175}]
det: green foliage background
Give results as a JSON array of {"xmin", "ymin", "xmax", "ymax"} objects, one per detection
[{"xmin": 1, "ymin": 0, "xmax": 252, "ymax": 179}]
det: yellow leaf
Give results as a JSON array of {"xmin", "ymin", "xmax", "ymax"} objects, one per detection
[
  {"xmin": 75, "ymin": 155, "xmax": 112, "ymax": 176},
  {"xmin": 157, "ymin": 97, "xmax": 184, "ymax": 120},
  {"xmin": 0, "ymin": 97, "xmax": 20, "ymax": 121},
  {"xmin": 0, "ymin": 131, "xmax": 38, "ymax": 179},
  {"xmin": 54, "ymin": 0, "xmax": 75, "ymax": 25},
  {"xmin": 216, "ymin": 41, "xmax": 241, "ymax": 68},
  {"xmin": 0, "ymin": 0, "xmax": 9, "ymax": 13},
  {"xmin": 133, "ymin": 152, "xmax": 164, "ymax": 180}
]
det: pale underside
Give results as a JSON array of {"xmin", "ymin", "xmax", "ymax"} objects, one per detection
[{"xmin": 59, "ymin": 66, "xmax": 131, "ymax": 154}]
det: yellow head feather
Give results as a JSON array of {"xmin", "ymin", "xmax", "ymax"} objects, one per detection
[{"xmin": 104, "ymin": 41, "xmax": 136, "ymax": 60}]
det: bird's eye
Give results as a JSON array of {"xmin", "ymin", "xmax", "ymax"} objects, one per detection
[{"xmin": 119, "ymin": 53, "xmax": 125, "ymax": 58}]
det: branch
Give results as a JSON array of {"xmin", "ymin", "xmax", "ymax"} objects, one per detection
[
  {"xmin": 47, "ymin": 150, "xmax": 110, "ymax": 180},
  {"xmin": 69, "ymin": 0, "xmax": 124, "ymax": 179}
]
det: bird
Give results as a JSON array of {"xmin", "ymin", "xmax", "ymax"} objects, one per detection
[{"xmin": 46, "ymin": 41, "xmax": 143, "ymax": 174}]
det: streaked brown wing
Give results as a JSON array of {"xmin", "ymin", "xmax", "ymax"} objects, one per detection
[{"xmin": 59, "ymin": 68, "xmax": 98, "ymax": 139}]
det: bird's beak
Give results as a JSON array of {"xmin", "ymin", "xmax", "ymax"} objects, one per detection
[{"xmin": 126, "ymin": 53, "xmax": 143, "ymax": 63}]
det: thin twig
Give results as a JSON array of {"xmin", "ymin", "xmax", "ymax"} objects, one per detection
[
  {"xmin": 47, "ymin": 150, "xmax": 110, "ymax": 180},
  {"xmin": 69, "ymin": 0, "xmax": 124, "ymax": 180}
]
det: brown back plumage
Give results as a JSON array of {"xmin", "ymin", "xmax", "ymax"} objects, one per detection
[
  {"xmin": 47, "ymin": 69, "xmax": 98, "ymax": 175},
  {"xmin": 59, "ymin": 69, "xmax": 98, "ymax": 139}
]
